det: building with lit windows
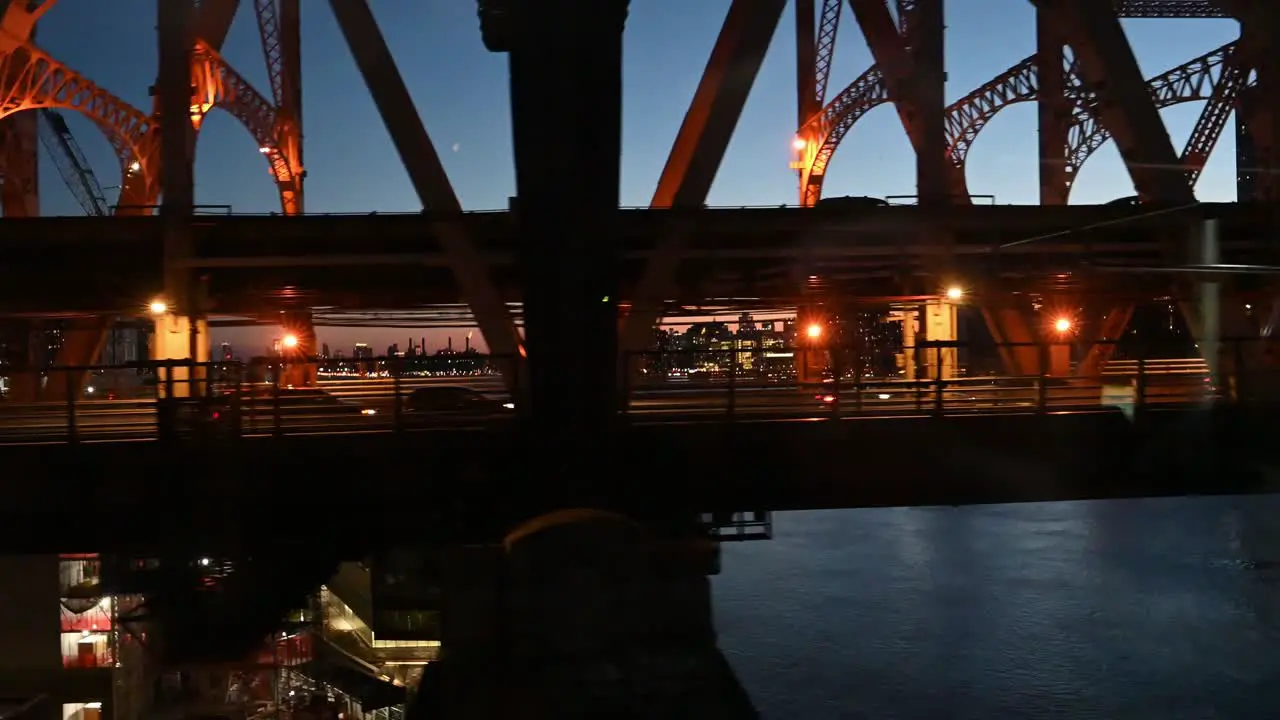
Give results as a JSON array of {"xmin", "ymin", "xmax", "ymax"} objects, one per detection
[
  {"xmin": 0, "ymin": 555, "xmax": 145, "ymax": 720},
  {"xmin": 0, "ymin": 557, "xmax": 436, "ymax": 720}
]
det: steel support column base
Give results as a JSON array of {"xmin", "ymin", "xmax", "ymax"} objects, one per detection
[{"xmin": 408, "ymin": 514, "xmax": 757, "ymax": 718}]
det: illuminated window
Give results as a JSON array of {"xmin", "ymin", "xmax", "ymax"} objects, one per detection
[
  {"xmin": 62, "ymin": 703, "xmax": 102, "ymax": 720},
  {"xmin": 61, "ymin": 631, "xmax": 113, "ymax": 669},
  {"xmin": 61, "ymin": 597, "xmax": 113, "ymax": 633},
  {"xmin": 58, "ymin": 556, "xmax": 101, "ymax": 597}
]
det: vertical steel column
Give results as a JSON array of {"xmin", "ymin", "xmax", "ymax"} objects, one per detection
[
  {"xmin": 158, "ymin": 0, "xmax": 196, "ymax": 319},
  {"xmin": 278, "ymin": 0, "xmax": 304, "ymax": 213},
  {"xmin": 280, "ymin": 0, "xmax": 302, "ymax": 179},
  {"xmin": 0, "ymin": 16, "xmax": 38, "ymax": 218},
  {"xmin": 1237, "ymin": 87, "xmax": 1258, "ymax": 202},
  {"xmin": 1035, "ymin": 7, "xmax": 1070, "ymax": 205},
  {"xmin": 909, "ymin": 0, "xmax": 946, "ymax": 208},
  {"xmin": 509, "ymin": 0, "xmax": 629, "ymax": 445},
  {"xmin": 0, "ymin": 112, "xmax": 38, "ymax": 217},
  {"xmin": 1250, "ymin": 3, "xmax": 1279, "ymax": 202},
  {"xmin": 795, "ymin": 0, "xmax": 817, "ymax": 126}
]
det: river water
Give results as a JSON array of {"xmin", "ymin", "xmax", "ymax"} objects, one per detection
[{"xmin": 714, "ymin": 496, "xmax": 1280, "ymax": 719}]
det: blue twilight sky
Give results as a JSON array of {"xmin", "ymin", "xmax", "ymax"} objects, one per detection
[{"xmin": 35, "ymin": 1, "xmax": 1238, "ymax": 353}]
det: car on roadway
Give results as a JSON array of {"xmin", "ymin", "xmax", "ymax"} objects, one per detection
[
  {"xmin": 188, "ymin": 387, "xmax": 378, "ymax": 429},
  {"xmin": 400, "ymin": 386, "xmax": 514, "ymax": 425}
]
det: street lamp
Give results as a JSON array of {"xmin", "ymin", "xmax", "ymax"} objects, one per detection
[
  {"xmin": 148, "ymin": 299, "xmax": 167, "ymax": 315},
  {"xmin": 792, "ymin": 137, "xmax": 807, "ymax": 151},
  {"xmin": 282, "ymin": 334, "xmax": 299, "ymax": 349},
  {"xmin": 1054, "ymin": 317, "xmax": 1072, "ymax": 333},
  {"xmin": 945, "ymin": 286, "xmax": 963, "ymax": 300},
  {"xmin": 806, "ymin": 323, "xmax": 823, "ymax": 340}
]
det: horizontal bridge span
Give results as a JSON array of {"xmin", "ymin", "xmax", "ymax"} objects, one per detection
[{"xmin": 0, "ymin": 201, "xmax": 1264, "ymax": 246}]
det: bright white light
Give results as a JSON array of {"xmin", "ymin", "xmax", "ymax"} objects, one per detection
[
  {"xmin": 792, "ymin": 137, "xmax": 807, "ymax": 150},
  {"xmin": 946, "ymin": 286, "xmax": 963, "ymax": 300},
  {"xmin": 128, "ymin": 161, "xmax": 141, "ymax": 173},
  {"xmin": 502, "ymin": 402, "xmax": 515, "ymax": 409},
  {"xmin": 148, "ymin": 299, "xmax": 167, "ymax": 315},
  {"xmin": 85, "ymin": 386, "xmax": 95, "ymax": 394},
  {"xmin": 259, "ymin": 146, "xmax": 271, "ymax": 154},
  {"xmin": 1054, "ymin": 317, "xmax": 1072, "ymax": 333},
  {"xmin": 282, "ymin": 334, "xmax": 299, "ymax": 349}
]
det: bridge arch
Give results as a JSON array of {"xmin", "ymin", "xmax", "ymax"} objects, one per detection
[
  {"xmin": 943, "ymin": 56, "xmax": 1044, "ymax": 200},
  {"xmin": 190, "ymin": 40, "xmax": 303, "ymax": 214},
  {"xmin": 0, "ymin": 43, "xmax": 162, "ymax": 214},
  {"xmin": 1063, "ymin": 55, "xmax": 1232, "ymax": 201},
  {"xmin": 795, "ymin": 66, "xmax": 889, "ymax": 206}
]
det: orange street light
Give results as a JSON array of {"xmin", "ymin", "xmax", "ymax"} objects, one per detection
[
  {"xmin": 1054, "ymin": 317, "xmax": 1072, "ymax": 333},
  {"xmin": 806, "ymin": 323, "xmax": 823, "ymax": 340},
  {"xmin": 282, "ymin": 334, "xmax": 299, "ymax": 349}
]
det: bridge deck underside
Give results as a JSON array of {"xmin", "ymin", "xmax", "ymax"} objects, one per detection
[
  {"xmin": 0, "ymin": 204, "xmax": 1274, "ymax": 313},
  {"xmin": 0, "ymin": 406, "xmax": 1273, "ymax": 551}
]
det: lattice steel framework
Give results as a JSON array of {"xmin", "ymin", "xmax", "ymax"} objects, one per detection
[
  {"xmin": 0, "ymin": 0, "xmax": 303, "ymax": 216},
  {"xmin": 793, "ymin": 0, "xmax": 1250, "ymax": 206}
]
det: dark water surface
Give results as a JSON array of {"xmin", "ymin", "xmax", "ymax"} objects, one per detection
[{"xmin": 713, "ymin": 497, "xmax": 1280, "ymax": 719}]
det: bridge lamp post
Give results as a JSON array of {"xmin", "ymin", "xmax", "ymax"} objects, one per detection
[
  {"xmin": 945, "ymin": 286, "xmax": 963, "ymax": 301},
  {"xmin": 1046, "ymin": 317, "xmax": 1074, "ymax": 378},
  {"xmin": 148, "ymin": 299, "xmax": 168, "ymax": 316}
]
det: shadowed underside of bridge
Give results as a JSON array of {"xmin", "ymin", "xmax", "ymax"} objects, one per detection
[{"xmin": 0, "ymin": 406, "xmax": 1276, "ymax": 553}]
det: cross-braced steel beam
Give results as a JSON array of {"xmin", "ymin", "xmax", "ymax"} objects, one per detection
[{"xmin": 1032, "ymin": 0, "xmax": 1194, "ymax": 204}]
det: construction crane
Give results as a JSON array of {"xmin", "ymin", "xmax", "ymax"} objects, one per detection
[{"xmin": 37, "ymin": 108, "xmax": 110, "ymax": 216}]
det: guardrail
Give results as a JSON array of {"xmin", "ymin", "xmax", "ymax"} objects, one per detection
[{"xmin": 0, "ymin": 339, "xmax": 1272, "ymax": 444}]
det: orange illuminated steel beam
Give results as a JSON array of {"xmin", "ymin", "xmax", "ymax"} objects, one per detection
[
  {"xmin": 326, "ymin": 0, "xmax": 523, "ymax": 391},
  {"xmin": 619, "ymin": 0, "xmax": 787, "ymax": 369}
]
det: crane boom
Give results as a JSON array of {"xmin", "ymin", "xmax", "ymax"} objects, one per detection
[{"xmin": 37, "ymin": 108, "xmax": 109, "ymax": 216}]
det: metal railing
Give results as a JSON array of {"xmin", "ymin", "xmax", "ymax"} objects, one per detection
[
  {"xmin": 0, "ymin": 340, "xmax": 1273, "ymax": 444},
  {"xmin": 619, "ymin": 338, "xmax": 1277, "ymax": 420}
]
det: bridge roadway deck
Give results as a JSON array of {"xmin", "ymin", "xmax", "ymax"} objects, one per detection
[
  {"xmin": 0, "ymin": 406, "xmax": 1274, "ymax": 552},
  {"xmin": 0, "ymin": 203, "xmax": 1272, "ymax": 313}
]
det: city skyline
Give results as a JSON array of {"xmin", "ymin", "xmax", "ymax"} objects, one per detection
[{"xmin": 33, "ymin": 1, "xmax": 1241, "ymax": 351}]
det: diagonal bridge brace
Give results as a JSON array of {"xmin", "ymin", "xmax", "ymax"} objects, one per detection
[
  {"xmin": 328, "ymin": 0, "xmax": 524, "ymax": 392},
  {"xmin": 617, "ymin": 0, "xmax": 787, "ymax": 373}
]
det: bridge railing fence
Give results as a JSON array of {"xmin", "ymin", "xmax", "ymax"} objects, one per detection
[
  {"xmin": 0, "ymin": 338, "xmax": 1276, "ymax": 443},
  {"xmin": 621, "ymin": 337, "xmax": 1277, "ymax": 420}
]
